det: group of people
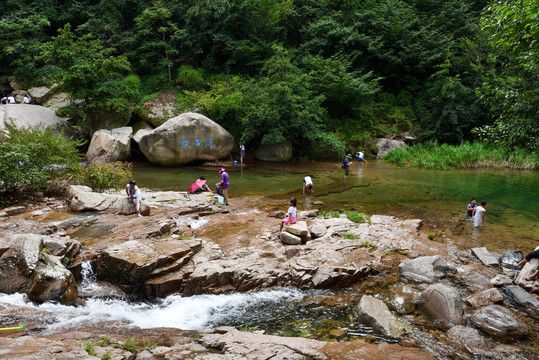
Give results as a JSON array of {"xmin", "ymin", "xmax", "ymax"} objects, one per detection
[
  {"xmin": 342, "ymin": 151, "xmax": 366, "ymax": 181},
  {"xmin": 466, "ymin": 197, "xmax": 487, "ymax": 227},
  {"xmin": 0, "ymin": 94, "xmax": 29, "ymax": 104},
  {"xmin": 188, "ymin": 168, "xmax": 230, "ymax": 205}
]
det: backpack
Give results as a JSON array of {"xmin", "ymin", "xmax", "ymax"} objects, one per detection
[{"xmin": 341, "ymin": 160, "xmax": 347, "ymax": 169}]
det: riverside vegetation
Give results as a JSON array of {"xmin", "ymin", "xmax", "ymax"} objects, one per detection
[{"xmin": 0, "ymin": 0, "xmax": 537, "ymax": 162}]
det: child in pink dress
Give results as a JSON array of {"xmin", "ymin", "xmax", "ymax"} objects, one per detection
[{"xmin": 279, "ymin": 197, "xmax": 297, "ymax": 235}]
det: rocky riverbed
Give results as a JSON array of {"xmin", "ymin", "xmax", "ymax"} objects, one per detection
[{"xmin": 1, "ymin": 188, "xmax": 538, "ymax": 359}]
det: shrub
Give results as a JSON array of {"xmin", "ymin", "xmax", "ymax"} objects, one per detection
[
  {"xmin": 123, "ymin": 337, "xmax": 141, "ymax": 352},
  {"xmin": 81, "ymin": 340, "xmax": 96, "ymax": 356},
  {"xmin": 0, "ymin": 123, "xmax": 83, "ymax": 204},
  {"xmin": 344, "ymin": 211, "xmax": 370, "ymax": 224},
  {"xmin": 340, "ymin": 233, "xmax": 358, "ymax": 239},
  {"xmin": 176, "ymin": 65, "xmax": 205, "ymax": 90},
  {"xmin": 318, "ymin": 211, "xmax": 341, "ymax": 219},
  {"xmin": 76, "ymin": 162, "xmax": 133, "ymax": 191},
  {"xmin": 428, "ymin": 233, "xmax": 435, "ymax": 240}
]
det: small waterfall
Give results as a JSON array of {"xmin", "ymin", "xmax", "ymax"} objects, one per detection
[
  {"xmin": 79, "ymin": 261, "xmax": 99, "ymax": 292},
  {"xmin": 184, "ymin": 217, "xmax": 208, "ymax": 230}
]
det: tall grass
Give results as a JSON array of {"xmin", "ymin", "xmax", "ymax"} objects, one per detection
[{"xmin": 384, "ymin": 141, "xmax": 538, "ymax": 170}]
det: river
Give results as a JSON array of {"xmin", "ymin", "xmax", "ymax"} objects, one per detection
[{"xmin": 134, "ymin": 161, "xmax": 539, "ymax": 253}]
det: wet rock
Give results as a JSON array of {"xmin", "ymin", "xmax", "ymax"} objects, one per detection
[
  {"xmin": 96, "ymin": 239, "xmax": 201, "ymax": 295},
  {"xmin": 280, "ymin": 231, "xmax": 302, "ymax": 245},
  {"xmin": 4, "ymin": 206, "xmax": 26, "ymax": 216},
  {"xmin": 471, "ymin": 247, "xmax": 499, "ymax": 267},
  {"xmin": 27, "ymin": 252, "xmax": 78, "ymax": 305},
  {"xmin": 399, "ymin": 255, "xmax": 456, "ymax": 283},
  {"xmin": 446, "ymin": 325, "xmax": 493, "ymax": 357},
  {"xmin": 286, "ymin": 221, "xmax": 309, "ymax": 236},
  {"xmin": 356, "ymin": 295, "xmax": 403, "ymax": 338},
  {"xmin": 31, "ymin": 207, "xmax": 51, "ymax": 217},
  {"xmin": 464, "ymin": 288, "xmax": 504, "ymax": 308},
  {"xmin": 490, "ymin": 274, "xmax": 513, "ymax": 287},
  {"xmin": 499, "ymin": 249, "xmax": 524, "ymax": 268},
  {"xmin": 269, "ymin": 210, "xmax": 286, "ymax": 219},
  {"xmin": 457, "ymin": 264, "xmax": 495, "ymax": 291},
  {"xmin": 470, "ymin": 305, "xmax": 529, "ymax": 339},
  {"xmin": 42, "ymin": 236, "xmax": 81, "ymax": 265},
  {"xmin": 421, "ymin": 283, "xmax": 465, "ymax": 327},
  {"xmin": 309, "ymin": 224, "xmax": 327, "ymax": 239},
  {"xmin": 381, "ymin": 285, "xmax": 419, "ymax": 315},
  {"xmin": 86, "ymin": 127, "xmax": 133, "ymax": 163},
  {"xmin": 0, "ymin": 232, "xmax": 42, "ymax": 293},
  {"xmin": 500, "ymin": 285, "xmax": 539, "ymax": 319}
]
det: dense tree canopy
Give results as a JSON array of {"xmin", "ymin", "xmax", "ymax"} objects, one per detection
[{"xmin": 0, "ymin": 0, "xmax": 536, "ymax": 157}]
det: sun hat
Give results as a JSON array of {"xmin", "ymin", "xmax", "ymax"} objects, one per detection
[
  {"xmin": 346, "ymin": 154, "xmax": 352, "ymax": 158},
  {"xmin": 219, "ymin": 168, "xmax": 226, "ymax": 174}
]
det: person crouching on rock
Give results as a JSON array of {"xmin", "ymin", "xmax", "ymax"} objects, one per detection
[
  {"xmin": 126, "ymin": 180, "xmax": 142, "ymax": 217},
  {"xmin": 189, "ymin": 176, "xmax": 212, "ymax": 194},
  {"xmin": 279, "ymin": 197, "xmax": 297, "ymax": 235}
]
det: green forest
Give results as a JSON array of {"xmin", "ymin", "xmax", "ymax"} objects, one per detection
[{"xmin": 1, "ymin": 0, "xmax": 537, "ymax": 159}]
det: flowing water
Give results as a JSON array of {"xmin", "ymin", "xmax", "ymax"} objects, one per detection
[{"xmin": 134, "ymin": 161, "xmax": 539, "ymax": 253}]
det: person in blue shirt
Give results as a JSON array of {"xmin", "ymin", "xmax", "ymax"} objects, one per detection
[
  {"xmin": 343, "ymin": 154, "xmax": 352, "ymax": 181},
  {"xmin": 466, "ymin": 198, "xmax": 477, "ymax": 218}
]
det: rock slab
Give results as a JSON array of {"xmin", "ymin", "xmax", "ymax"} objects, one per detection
[
  {"xmin": 399, "ymin": 255, "xmax": 456, "ymax": 283},
  {"xmin": 471, "ymin": 247, "xmax": 499, "ymax": 267},
  {"xmin": 356, "ymin": 295, "xmax": 403, "ymax": 338},
  {"xmin": 470, "ymin": 305, "xmax": 529, "ymax": 339}
]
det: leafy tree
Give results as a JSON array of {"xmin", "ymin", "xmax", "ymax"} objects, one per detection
[
  {"xmin": 474, "ymin": 0, "xmax": 539, "ymax": 152},
  {"xmin": 0, "ymin": 123, "xmax": 83, "ymax": 203},
  {"xmin": 240, "ymin": 46, "xmax": 344, "ymax": 158},
  {"xmin": 37, "ymin": 24, "xmax": 140, "ymax": 118},
  {"xmin": 132, "ymin": 0, "xmax": 180, "ymax": 82}
]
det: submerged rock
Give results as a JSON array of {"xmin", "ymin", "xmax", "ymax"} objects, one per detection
[
  {"xmin": 446, "ymin": 326, "xmax": 494, "ymax": 358},
  {"xmin": 356, "ymin": 295, "xmax": 403, "ymax": 338},
  {"xmin": 470, "ymin": 305, "xmax": 529, "ymax": 339}
]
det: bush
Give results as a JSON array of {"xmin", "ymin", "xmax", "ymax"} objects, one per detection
[
  {"xmin": 75, "ymin": 162, "xmax": 133, "ymax": 191},
  {"xmin": 344, "ymin": 211, "xmax": 370, "ymax": 224},
  {"xmin": 0, "ymin": 123, "xmax": 83, "ymax": 204}
]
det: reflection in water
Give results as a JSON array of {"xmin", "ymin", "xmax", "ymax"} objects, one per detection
[{"xmin": 134, "ymin": 161, "xmax": 539, "ymax": 252}]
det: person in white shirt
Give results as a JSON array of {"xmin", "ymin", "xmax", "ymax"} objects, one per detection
[
  {"xmin": 126, "ymin": 180, "xmax": 143, "ymax": 217},
  {"xmin": 22, "ymin": 95, "xmax": 30, "ymax": 104},
  {"xmin": 356, "ymin": 151, "xmax": 365, "ymax": 163},
  {"xmin": 472, "ymin": 200, "xmax": 487, "ymax": 228},
  {"xmin": 7, "ymin": 95, "xmax": 16, "ymax": 104},
  {"xmin": 239, "ymin": 144, "xmax": 245, "ymax": 165},
  {"xmin": 303, "ymin": 175, "xmax": 313, "ymax": 194}
]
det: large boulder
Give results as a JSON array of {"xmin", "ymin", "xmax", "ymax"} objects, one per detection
[
  {"xmin": 87, "ymin": 110, "xmax": 130, "ymax": 136},
  {"xmin": 470, "ymin": 305, "xmax": 529, "ymax": 339},
  {"xmin": 370, "ymin": 138, "xmax": 407, "ymax": 160},
  {"xmin": 421, "ymin": 284, "xmax": 465, "ymax": 327},
  {"xmin": 0, "ymin": 232, "xmax": 78, "ymax": 304},
  {"xmin": 255, "ymin": 139, "xmax": 292, "ymax": 162},
  {"xmin": 0, "ymin": 104, "xmax": 71, "ymax": 135},
  {"xmin": 86, "ymin": 127, "xmax": 133, "ymax": 163},
  {"xmin": 139, "ymin": 112, "xmax": 234, "ymax": 166},
  {"xmin": 399, "ymin": 255, "xmax": 456, "ymax": 283},
  {"xmin": 356, "ymin": 295, "xmax": 403, "ymax": 338},
  {"xmin": 8, "ymin": 76, "xmax": 25, "ymax": 90},
  {"xmin": 66, "ymin": 185, "xmax": 151, "ymax": 216},
  {"xmin": 28, "ymin": 84, "xmax": 59, "ymax": 103}
]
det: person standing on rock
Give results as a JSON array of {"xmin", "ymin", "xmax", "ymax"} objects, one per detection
[
  {"xmin": 279, "ymin": 197, "xmax": 297, "ymax": 235},
  {"xmin": 472, "ymin": 200, "xmax": 487, "ymax": 228},
  {"xmin": 126, "ymin": 180, "xmax": 143, "ymax": 217},
  {"xmin": 239, "ymin": 144, "xmax": 246, "ymax": 165},
  {"xmin": 342, "ymin": 154, "xmax": 352, "ymax": 181},
  {"xmin": 303, "ymin": 175, "xmax": 313, "ymax": 194},
  {"xmin": 218, "ymin": 168, "xmax": 230, "ymax": 206}
]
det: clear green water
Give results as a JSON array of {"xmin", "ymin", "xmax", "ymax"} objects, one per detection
[{"xmin": 134, "ymin": 161, "xmax": 539, "ymax": 253}]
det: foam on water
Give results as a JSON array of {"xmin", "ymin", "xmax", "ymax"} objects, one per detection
[
  {"xmin": 184, "ymin": 217, "xmax": 208, "ymax": 230},
  {"xmin": 0, "ymin": 288, "xmax": 308, "ymax": 333}
]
